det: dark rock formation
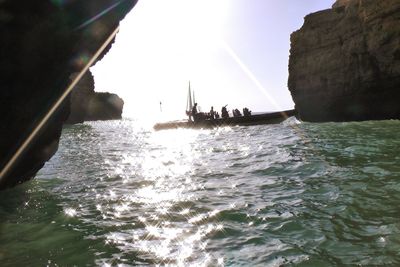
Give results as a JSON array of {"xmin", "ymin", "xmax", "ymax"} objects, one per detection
[
  {"xmin": 66, "ymin": 72, "xmax": 94, "ymax": 124},
  {"xmin": 66, "ymin": 71, "xmax": 123, "ymax": 124},
  {"xmin": 288, "ymin": 0, "xmax": 400, "ymax": 122},
  {"xmin": 0, "ymin": 0, "xmax": 137, "ymax": 189},
  {"xmin": 85, "ymin": 92, "xmax": 124, "ymax": 121}
]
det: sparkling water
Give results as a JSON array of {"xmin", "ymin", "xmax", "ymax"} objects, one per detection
[{"xmin": 1, "ymin": 118, "xmax": 400, "ymax": 266}]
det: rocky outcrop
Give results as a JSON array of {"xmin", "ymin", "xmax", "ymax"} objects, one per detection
[
  {"xmin": 85, "ymin": 92, "xmax": 124, "ymax": 121},
  {"xmin": 66, "ymin": 72, "xmax": 94, "ymax": 124},
  {"xmin": 66, "ymin": 71, "xmax": 123, "ymax": 124},
  {"xmin": 0, "ymin": 0, "xmax": 137, "ymax": 189},
  {"xmin": 288, "ymin": 0, "xmax": 400, "ymax": 122}
]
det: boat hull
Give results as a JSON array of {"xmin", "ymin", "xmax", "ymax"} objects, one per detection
[{"xmin": 154, "ymin": 109, "xmax": 297, "ymax": 130}]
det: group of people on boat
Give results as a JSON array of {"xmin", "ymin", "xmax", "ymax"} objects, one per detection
[
  {"xmin": 189, "ymin": 103, "xmax": 251, "ymax": 122},
  {"xmin": 226, "ymin": 106, "xmax": 252, "ymax": 118}
]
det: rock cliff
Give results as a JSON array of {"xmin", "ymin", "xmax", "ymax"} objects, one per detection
[
  {"xmin": 66, "ymin": 71, "xmax": 123, "ymax": 124},
  {"xmin": 0, "ymin": 0, "xmax": 137, "ymax": 189},
  {"xmin": 288, "ymin": 0, "xmax": 400, "ymax": 122}
]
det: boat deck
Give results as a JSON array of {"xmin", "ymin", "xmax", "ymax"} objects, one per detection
[{"xmin": 154, "ymin": 109, "xmax": 296, "ymax": 130}]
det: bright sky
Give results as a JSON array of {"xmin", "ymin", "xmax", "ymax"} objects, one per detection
[{"xmin": 92, "ymin": 0, "xmax": 334, "ymax": 122}]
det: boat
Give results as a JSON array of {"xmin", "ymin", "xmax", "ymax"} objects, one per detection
[{"xmin": 153, "ymin": 83, "xmax": 297, "ymax": 131}]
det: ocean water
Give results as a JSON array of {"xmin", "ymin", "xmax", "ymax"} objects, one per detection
[{"xmin": 1, "ymin": 118, "xmax": 400, "ymax": 266}]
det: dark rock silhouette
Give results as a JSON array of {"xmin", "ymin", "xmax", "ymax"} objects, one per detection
[
  {"xmin": 85, "ymin": 92, "xmax": 124, "ymax": 121},
  {"xmin": 0, "ymin": 0, "xmax": 137, "ymax": 189},
  {"xmin": 66, "ymin": 72, "xmax": 94, "ymax": 124},
  {"xmin": 289, "ymin": 0, "xmax": 400, "ymax": 122},
  {"xmin": 66, "ymin": 72, "xmax": 123, "ymax": 124}
]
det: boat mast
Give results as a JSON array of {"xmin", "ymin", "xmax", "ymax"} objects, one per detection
[
  {"xmin": 188, "ymin": 81, "xmax": 193, "ymax": 111},
  {"xmin": 186, "ymin": 81, "xmax": 194, "ymax": 120}
]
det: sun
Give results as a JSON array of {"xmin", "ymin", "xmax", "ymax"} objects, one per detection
[{"xmin": 91, "ymin": 0, "xmax": 231, "ymax": 123}]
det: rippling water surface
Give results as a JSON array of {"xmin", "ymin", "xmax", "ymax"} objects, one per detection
[{"xmin": 1, "ymin": 118, "xmax": 400, "ymax": 266}]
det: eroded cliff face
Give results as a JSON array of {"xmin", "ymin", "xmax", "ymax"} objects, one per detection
[
  {"xmin": 288, "ymin": 0, "xmax": 400, "ymax": 122},
  {"xmin": 66, "ymin": 71, "xmax": 123, "ymax": 124},
  {"xmin": 0, "ymin": 0, "xmax": 137, "ymax": 189}
]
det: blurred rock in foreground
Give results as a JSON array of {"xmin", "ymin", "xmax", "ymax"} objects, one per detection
[{"xmin": 0, "ymin": 0, "xmax": 137, "ymax": 189}]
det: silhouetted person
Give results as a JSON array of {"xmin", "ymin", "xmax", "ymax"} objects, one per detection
[
  {"xmin": 192, "ymin": 103, "xmax": 198, "ymax": 122},
  {"xmin": 243, "ymin": 107, "xmax": 251, "ymax": 116},
  {"xmin": 221, "ymin": 105, "xmax": 229, "ymax": 119},
  {"xmin": 192, "ymin": 103, "xmax": 198, "ymax": 115},
  {"xmin": 209, "ymin": 106, "xmax": 215, "ymax": 120},
  {"xmin": 215, "ymin": 112, "xmax": 220, "ymax": 119},
  {"xmin": 233, "ymin": 108, "xmax": 242, "ymax": 117}
]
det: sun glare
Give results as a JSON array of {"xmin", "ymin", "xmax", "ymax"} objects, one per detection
[{"xmin": 92, "ymin": 0, "xmax": 230, "ymax": 122}]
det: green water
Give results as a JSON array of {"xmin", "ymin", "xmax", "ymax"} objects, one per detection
[{"xmin": 1, "ymin": 118, "xmax": 400, "ymax": 266}]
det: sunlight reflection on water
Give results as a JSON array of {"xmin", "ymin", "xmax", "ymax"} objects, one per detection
[
  {"xmin": 90, "ymin": 126, "xmax": 229, "ymax": 265},
  {"xmin": 23, "ymin": 118, "xmax": 400, "ymax": 266}
]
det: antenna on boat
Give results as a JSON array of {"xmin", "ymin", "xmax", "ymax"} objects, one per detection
[
  {"xmin": 187, "ymin": 81, "xmax": 193, "ymax": 110},
  {"xmin": 189, "ymin": 81, "xmax": 193, "ymax": 108},
  {"xmin": 186, "ymin": 81, "xmax": 193, "ymax": 121}
]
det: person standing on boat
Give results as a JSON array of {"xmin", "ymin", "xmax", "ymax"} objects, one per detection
[
  {"xmin": 192, "ymin": 103, "xmax": 198, "ymax": 122},
  {"xmin": 221, "ymin": 105, "xmax": 229, "ymax": 119},
  {"xmin": 243, "ymin": 107, "xmax": 251, "ymax": 116},
  {"xmin": 209, "ymin": 106, "xmax": 215, "ymax": 120},
  {"xmin": 233, "ymin": 108, "xmax": 242, "ymax": 117}
]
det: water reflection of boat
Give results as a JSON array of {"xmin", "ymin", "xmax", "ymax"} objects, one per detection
[{"xmin": 153, "ymin": 83, "xmax": 297, "ymax": 131}]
